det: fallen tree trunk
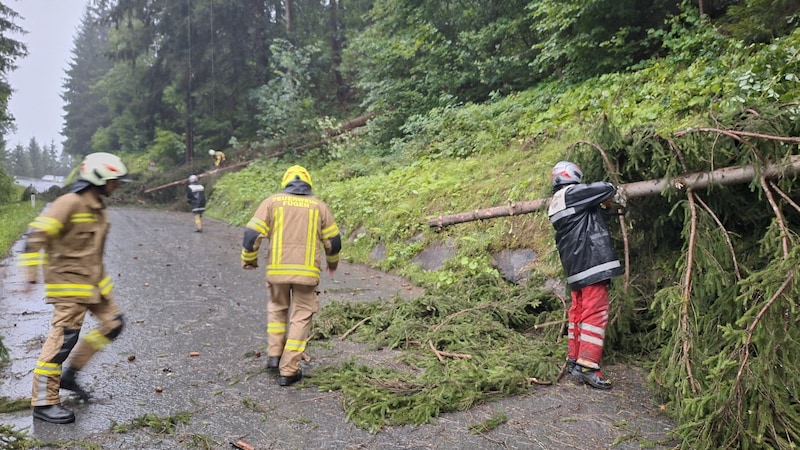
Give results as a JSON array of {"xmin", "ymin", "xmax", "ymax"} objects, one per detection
[
  {"xmin": 142, "ymin": 159, "xmax": 255, "ymax": 194},
  {"xmin": 142, "ymin": 113, "xmax": 375, "ymax": 195},
  {"xmin": 428, "ymin": 155, "xmax": 800, "ymax": 229}
]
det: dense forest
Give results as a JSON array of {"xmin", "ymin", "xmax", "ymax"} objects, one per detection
[{"xmin": 1, "ymin": 1, "xmax": 799, "ymax": 448}]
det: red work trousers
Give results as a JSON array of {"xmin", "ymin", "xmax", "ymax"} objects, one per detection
[{"xmin": 567, "ymin": 282, "xmax": 609, "ymax": 369}]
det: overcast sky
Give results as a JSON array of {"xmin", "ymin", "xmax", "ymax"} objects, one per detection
[{"xmin": 6, "ymin": 0, "xmax": 87, "ymax": 150}]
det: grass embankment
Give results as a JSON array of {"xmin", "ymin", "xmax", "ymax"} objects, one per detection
[{"xmin": 0, "ymin": 202, "xmax": 37, "ymax": 258}]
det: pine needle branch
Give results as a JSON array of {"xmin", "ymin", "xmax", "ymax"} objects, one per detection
[
  {"xmin": 431, "ymin": 304, "xmax": 492, "ymax": 333},
  {"xmin": 340, "ymin": 316, "xmax": 371, "ymax": 341},
  {"xmin": 760, "ymin": 176, "xmax": 790, "ymax": 259},
  {"xmin": 673, "ymin": 128, "xmax": 800, "ymax": 144},
  {"xmin": 428, "ymin": 340, "xmax": 472, "ymax": 362},
  {"xmin": 694, "ymin": 194, "xmax": 742, "ymax": 281},
  {"xmin": 682, "ymin": 189, "xmax": 700, "ymax": 395},
  {"xmin": 735, "ymin": 271, "xmax": 795, "ymax": 386},
  {"xmin": 768, "ymin": 180, "xmax": 800, "ymax": 214}
]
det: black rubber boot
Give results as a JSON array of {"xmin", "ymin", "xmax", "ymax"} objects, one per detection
[
  {"xmin": 279, "ymin": 369, "xmax": 303, "ymax": 387},
  {"xmin": 60, "ymin": 367, "xmax": 90, "ymax": 401},
  {"xmin": 266, "ymin": 356, "xmax": 280, "ymax": 370},
  {"xmin": 575, "ymin": 365, "xmax": 612, "ymax": 390},
  {"xmin": 33, "ymin": 404, "xmax": 75, "ymax": 424}
]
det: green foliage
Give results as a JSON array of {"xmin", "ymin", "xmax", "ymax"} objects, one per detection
[
  {"xmin": 310, "ymin": 275, "xmax": 564, "ymax": 431},
  {"xmin": 251, "ymin": 39, "xmax": 321, "ymax": 142},
  {"xmin": 0, "ymin": 201, "xmax": 37, "ymax": 258},
  {"xmin": 0, "ymin": 423, "xmax": 40, "ymax": 449},
  {"xmin": 0, "ymin": 3, "xmax": 27, "ymax": 137},
  {"xmin": 147, "ymin": 129, "xmax": 186, "ymax": 165},
  {"xmin": 0, "ymin": 166, "xmax": 16, "ymax": 204},
  {"xmin": 723, "ymin": 0, "xmax": 800, "ymax": 43},
  {"xmin": 110, "ymin": 411, "xmax": 192, "ymax": 434},
  {"xmin": 528, "ymin": 0, "xmax": 679, "ymax": 81},
  {"xmin": 468, "ymin": 410, "xmax": 508, "ymax": 434}
]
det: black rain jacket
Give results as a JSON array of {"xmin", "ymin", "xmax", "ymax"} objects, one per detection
[{"xmin": 548, "ymin": 181, "xmax": 622, "ymax": 289}]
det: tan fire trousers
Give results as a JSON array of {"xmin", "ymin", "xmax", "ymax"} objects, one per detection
[
  {"xmin": 32, "ymin": 298, "xmax": 122, "ymax": 406},
  {"xmin": 266, "ymin": 283, "xmax": 318, "ymax": 376}
]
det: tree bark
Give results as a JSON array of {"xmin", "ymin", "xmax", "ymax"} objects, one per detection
[
  {"xmin": 428, "ymin": 155, "xmax": 800, "ymax": 229},
  {"xmin": 142, "ymin": 159, "xmax": 255, "ymax": 194}
]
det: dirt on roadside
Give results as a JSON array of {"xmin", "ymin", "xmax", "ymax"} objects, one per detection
[{"xmin": 0, "ymin": 208, "xmax": 677, "ymax": 449}]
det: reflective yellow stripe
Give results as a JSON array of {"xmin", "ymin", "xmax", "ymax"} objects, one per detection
[
  {"xmin": 326, "ymin": 253, "xmax": 340, "ymax": 263},
  {"xmin": 45, "ymin": 283, "xmax": 94, "ymax": 297},
  {"xmin": 266, "ymin": 264, "xmax": 321, "ymax": 278},
  {"xmin": 305, "ymin": 209, "xmax": 318, "ymax": 267},
  {"xmin": 321, "ymin": 223, "xmax": 339, "ymax": 239},
  {"xmin": 284, "ymin": 339, "xmax": 306, "ymax": 353},
  {"xmin": 84, "ymin": 329, "xmax": 111, "ymax": 351},
  {"xmin": 34, "ymin": 361, "xmax": 61, "ymax": 376},
  {"xmin": 271, "ymin": 208, "xmax": 284, "ymax": 266},
  {"xmin": 267, "ymin": 322, "xmax": 287, "ymax": 334},
  {"xmin": 29, "ymin": 216, "xmax": 63, "ymax": 236},
  {"xmin": 98, "ymin": 276, "xmax": 113, "ymax": 295},
  {"xmin": 71, "ymin": 213, "xmax": 96, "ymax": 223},
  {"xmin": 241, "ymin": 249, "xmax": 258, "ymax": 261},
  {"xmin": 18, "ymin": 252, "xmax": 45, "ymax": 266},
  {"xmin": 246, "ymin": 217, "xmax": 268, "ymax": 235}
]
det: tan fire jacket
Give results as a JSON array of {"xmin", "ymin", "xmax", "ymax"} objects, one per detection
[
  {"xmin": 242, "ymin": 192, "xmax": 340, "ymax": 286},
  {"xmin": 18, "ymin": 189, "xmax": 113, "ymax": 304}
]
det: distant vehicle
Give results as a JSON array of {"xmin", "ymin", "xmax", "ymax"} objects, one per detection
[{"xmin": 42, "ymin": 175, "xmax": 56, "ymax": 181}]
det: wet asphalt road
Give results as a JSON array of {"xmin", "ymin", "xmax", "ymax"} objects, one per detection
[{"xmin": 0, "ymin": 208, "xmax": 675, "ymax": 449}]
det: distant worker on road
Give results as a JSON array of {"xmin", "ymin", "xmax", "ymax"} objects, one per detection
[
  {"xmin": 18, "ymin": 152, "xmax": 129, "ymax": 424},
  {"xmin": 547, "ymin": 160, "xmax": 625, "ymax": 390},
  {"xmin": 241, "ymin": 165, "xmax": 341, "ymax": 387},
  {"xmin": 186, "ymin": 174, "xmax": 206, "ymax": 232},
  {"xmin": 209, "ymin": 149, "xmax": 226, "ymax": 168}
]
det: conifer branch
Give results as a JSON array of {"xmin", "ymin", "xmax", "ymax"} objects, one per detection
[
  {"xmin": 674, "ymin": 128, "xmax": 800, "ymax": 144},
  {"xmin": 432, "ymin": 304, "xmax": 492, "ymax": 333},
  {"xmin": 428, "ymin": 340, "xmax": 472, "ymax": 362},
  {"xmin": 760, "ymin": 176, "xmax": 791, "ymax": 259},
  {"xmin": 682, "ymin": 190, "xmax": 700, "ymax": 395},
  {"xmin": 694, "ymin": 194, "xmax": 742, "ymax": 281},
  {"xmin": 532, "ymin": 319, "xmax": 568, "ymax": 330},
  {"xmin": 768, "ymin": 180, "xmax": 800, "ymax": 214},
  {"xmin": 734, "ymin": 272, "xmax": 795, "ymax": 386},
  {"xmin": 340, "ymin": 316, "xmax": 371, "ymax": 341}
]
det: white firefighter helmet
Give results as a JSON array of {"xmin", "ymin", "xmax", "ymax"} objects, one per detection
[
  {"xmin": 551, "ymin": 161, "xmax": 583, "ymax": 187},
  {"xmin": 79, "ymin": 152, "xmax": 128, "ymax": 186},
  {"xmin": 208, "ymin": 149, "xmax": 216, "ymax": 156},
  {"xmin": 188, "ymin": 174, "xmax": 198, "ymax": 183}
]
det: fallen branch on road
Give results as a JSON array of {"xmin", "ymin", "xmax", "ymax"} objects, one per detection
[{"xmin": 428, "ymin": 340, "xmax": 472, "ymax": 362}]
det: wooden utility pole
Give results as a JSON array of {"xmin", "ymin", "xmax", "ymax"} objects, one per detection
[{"xmin": 428, "ymin": 155, "xmax": 800, "ymax": 230}]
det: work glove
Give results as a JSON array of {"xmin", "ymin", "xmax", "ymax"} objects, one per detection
[{"xmin": 612, "ymin": 187, "xmax": 627, "ymax": 208}]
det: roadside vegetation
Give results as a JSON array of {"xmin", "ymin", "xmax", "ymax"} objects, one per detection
[{"xmin": 1, "ymin": 1, "xmax": 799, "ymax": 448}]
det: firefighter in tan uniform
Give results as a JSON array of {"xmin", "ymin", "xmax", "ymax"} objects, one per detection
[
  {"xmin": 19, "ymin": 152, "xmax": 128, "ymax": 424},
  {"xmin": 241, "ymin": 165, "xmax": 341, "ymax": 386}
]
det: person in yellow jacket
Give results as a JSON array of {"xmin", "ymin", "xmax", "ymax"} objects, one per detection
[
  {"xmin": 209, "ymin": 149, "xmax": 226, "ymax": 168},
  {"xmin": 18, "ymin": 152, "xmax": 128, "ymax": 424},
  {"xmin": 241, "ymin": 165, "xmax": 341, "ymax": 386}
]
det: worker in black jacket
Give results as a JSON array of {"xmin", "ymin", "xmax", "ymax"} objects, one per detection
[
  {"xmin": 547, "ymin": 161, "xmax": 624, "ymax": 390},
  {"xmin": 186, "ymin": 174, "xmax": 206, "ymax": 232}
]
